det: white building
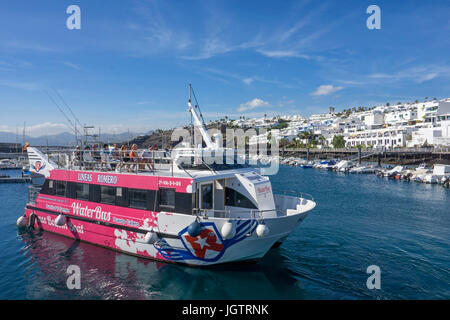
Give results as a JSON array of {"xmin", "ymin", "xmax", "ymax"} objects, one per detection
[
  {"xmin": 309, "ymin": 113, "xmax": 335, "ymax": 122},
  {"xmin": 384, "ymin": 108, "xmax": 418, "ymax": 125},
  {"xmin": 345, "ymin": 127, "xmax": 413, "ymax": 148},
  {"xmin": 362, "ymin": 110, "xmax": 385, "ymax": 128}
]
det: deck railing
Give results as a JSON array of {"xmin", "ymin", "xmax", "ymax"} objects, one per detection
[
  {"xmin": 192, "ymin": 191, "xmax": 314, "ymax": 220},
  {"xmin": 276, "ymin": 190, "xmax": 315, "ymax": 201},
  {"xmin": 192, "ymin": 207, "xmax": 277, "ymax": 220},
  {"xmin": 42, "ymin": 148, "xmax": 177, "ymax": 176},
  {"xmin": 28, "ymin": 185, "xmax": 41, "ymax": 205}
]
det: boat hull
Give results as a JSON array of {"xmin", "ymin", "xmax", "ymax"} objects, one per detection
[{"xmin": 23, "ymin": 206, "xmax": 308, "ymax": 266}]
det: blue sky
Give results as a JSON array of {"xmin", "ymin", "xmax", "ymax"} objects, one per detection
[{"xmin": 0, "ymin": 0, "xmax": 449, "ymax": 136}]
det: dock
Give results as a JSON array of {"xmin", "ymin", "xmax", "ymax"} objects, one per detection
[
  {"xmin": 0, "ymin": 176, "xmax": 32, "ymax": 183},
  {"xmin": 279, "ymin": 147, "xmax": 450, "ymax": 165}
]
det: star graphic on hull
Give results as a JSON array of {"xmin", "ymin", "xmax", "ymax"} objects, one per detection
[
  {"xmin": 184, "ymin": 228, "xmax": 224, "ymax": 259},
  {"xmin": 195, "ymin": 236, "xmax": 209, "ymax": 250}
]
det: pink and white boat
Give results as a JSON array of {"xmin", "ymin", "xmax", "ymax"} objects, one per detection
[{"xmin": 17, "ymin": 89, "xmax": 316, "ymax": 266}]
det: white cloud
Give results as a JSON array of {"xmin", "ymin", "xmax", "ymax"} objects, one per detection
[
  {"xmin": 238, "ymin": 98, "xmax": 271, "ymax": 112},
  {"xmin": 137, "ymin": 101, "xmax": 152, "ymax": 105},
  {"xmin": 311, "ymin": 84, "xmax": 343, "ymax": 96},
  {"xmin": 257, "ymin": 49, "xmax": 310, "ymax": 59},
  {"xmin": 419, "ymin": 73, "xmax": 438, "ymax": 82},
  {"xmin": 0, "ymin": 122, "xmax": 69, "ymax": 137},
  {"xmin": 62, "ymin": 61, "xmax": 81, "ymax": 70},
  {"xmin": 129, "ymin": 1, "xmax": 192, "ymax": 55},
  {"xmin": 3, "ymin": 41, "xmax": 56, "ymax": 52},
  {"xmin": 0, "ymin": 81, "xmax": 40, "ymax": 91},
  {"xmin": 242, "ymin": 77, "xmax": 254, "ymax": 85},
  {"xmin": 367, "ymin": 65, "xmax": 450, "ymax": 84}
]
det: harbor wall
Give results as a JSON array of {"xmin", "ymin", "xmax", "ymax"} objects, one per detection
[{"xmin": 279, "ymin": 148, "xmax": 450, "ymax": 165}]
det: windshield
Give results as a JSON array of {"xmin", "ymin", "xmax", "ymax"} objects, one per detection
[{"xmin": 177, "ymin": 154, "xmax": 249, "ymax": 171}]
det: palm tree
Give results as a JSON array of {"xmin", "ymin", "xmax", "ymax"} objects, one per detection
[{"xmin": 318, "ymin": 135, "xmax": 325, "ymax": 146}]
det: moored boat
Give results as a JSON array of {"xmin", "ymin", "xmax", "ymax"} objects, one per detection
[{"xmin": 17, "ymin": 87, "xmax": 316, "ymax": 266}]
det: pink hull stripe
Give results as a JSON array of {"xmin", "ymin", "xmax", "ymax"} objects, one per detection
[
  {"xmin": 35, "ymin": 194, "xmax": 160, "ymax": 231},
  {"xmin": 25, "ymin": 208, "xmax": 168, "ymax": 261}
]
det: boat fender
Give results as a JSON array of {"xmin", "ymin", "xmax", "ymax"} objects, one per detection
[
  {"xmin": 144, "ymin": 229, "xmax": 158, "ymax": 244},
  {"xmin": 187, "ymin": 220, "xmax": 202, "ymax": 237},
  {"xmin": 16, "ymin": 215, "xmax": 28, "ymax": 228},
  {"xmin": 55, "ymin": 214, "xmax": 67, "ymax": 226},
  {"xmin": 256, "ymin": 222, "xmax": 270, "ymax": 237},
  {"xmin": 28, "ymin": 212, "xmax": 36, "ymax": 228},
  {"xmin": 220, "ymin": 220, "xmax": 236, "ymax": 239}
]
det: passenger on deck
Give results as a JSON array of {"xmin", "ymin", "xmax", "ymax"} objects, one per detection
[
  {"xmin": 129, "ymin": 144, "xmax": 138, "ymax": 171},
  {"xmin": 92, "ymin": 144, "xmax": 101, "ymax": 160},
  {"xmin": 111, "ymin": 144, "xmax": 119, "ymax": 160},
  {"xmin": 118, "ymin": 145, "xmax": 130, "ymax": 171},
  {"xmin": 110, "ymin": 144, "xmax": 119, "ymax": 170},
  {"xmin": 83, "ymin": 146, "xmax": 92, "ymax": 169},
  {"xmin": 73, "ymin": 146, "xmax": 82, "ymax": 166},
  {"xmin": 100, "ymin": 144, "xmax": 111, "ymax": 171},
  {"xmin": 140, "ymin": 145, "xmax": 155, "ymax": 171},
  {"xmin": 91, "ymin": 144, "xmax": 101, "ymax": 170}
]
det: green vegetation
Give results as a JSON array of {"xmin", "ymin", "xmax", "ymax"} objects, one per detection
[{"xmin": 332, "ymin": 135, "xmax": 346, "ymax": 148}]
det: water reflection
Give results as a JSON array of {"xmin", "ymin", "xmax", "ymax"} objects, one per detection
[{"xmin": 19, "ymin": 229, "xmax": 305, "ymax": 299}]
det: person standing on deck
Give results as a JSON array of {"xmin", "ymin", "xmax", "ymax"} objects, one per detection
[
  {"xmin": 110, "ymin": 144, "xmax": 119, "ymax": 170},
  {"xmin": 129, "ymin": 144, "xmax": 138, "ymax": 172},
  {"xmin": 100, "ymin": 144, "xmax": 111, "ymax": 171}
]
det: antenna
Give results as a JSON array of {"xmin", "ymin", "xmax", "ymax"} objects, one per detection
[
  {"xmin": 22, "ymin": 122, "xmax": 25, "ymax": 157},
  {"xmin": 189, "ymin": 84, "xmax": 193, "ymax": 147},
  {"xmin": 43, "ymin": 89, "xmax": 83, "ymax": 138},
  {"xmin": 187, "ymin": 84, "xmax": 214, "ymax": 148},
  {"xmin": 52, "ymin": 87, "xmax": 84, "ymax": 130},
  {"xmin": 15, "ymin": 126, "xmax": 18, "ymax": 154}
]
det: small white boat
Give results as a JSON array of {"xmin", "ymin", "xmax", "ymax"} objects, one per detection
[
  {"xmin": 413, "ymin": 173, "xmax": 427, "ymax": 183},
  {"xmin": 335, "ymin": 160, "xmax": 355, "ymax": 172},
  {"xmin": 423, "ymin": 174, "xmax": 440, "ymax": 184},
  {"xmin": 422, "ymin": 165, "xmax": 450, "ymax": 184},
  {"xmin": 382, "ymin": 166, "xmax": 404, "ymax": 178},
  {"xmin": 0, "ymin": 159, "xmax": 20, "ymax": 170},
  {"xmin": 349, "ymin": 165, "xmax": 377, "ymax": 174}
]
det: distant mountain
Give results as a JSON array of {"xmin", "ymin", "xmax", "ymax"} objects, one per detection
[{"xmin": 0, "ymin": 130, "xmax": 152, "ymax": 146}]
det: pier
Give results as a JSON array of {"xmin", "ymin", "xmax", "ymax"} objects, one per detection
[
  {"xmin": 0, "ymin": 176, "xmax": 31, "ymax": 184},
  {"xmin": 280, "ymin": 147, "xmax": 450, "ymax": 165}
]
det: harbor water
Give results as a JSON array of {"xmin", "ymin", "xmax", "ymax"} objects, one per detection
[{"xmin": 0, "ymin": 166, "xmax": 449, "ymax": 299}]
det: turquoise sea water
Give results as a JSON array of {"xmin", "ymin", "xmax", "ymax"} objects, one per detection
[{"xmin": 0, "ymin": 166, "xmax": 449, "ymax": 299}]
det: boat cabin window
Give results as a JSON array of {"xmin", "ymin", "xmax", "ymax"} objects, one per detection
[
  {"xmin": 100, "ymin": 185, "xmax": 116, "ymax": 205},
  {"xmin": 76, "ymin": 183, "xmax": 90, "ymax": 201},
  {"xmin": 159, "ymin": 188, "xmax": 175, "ymax": 208},
  {"xmin": 40, "ymin": 179, "xmax": 55, "ymax": 195},
  {"xmin": 55, "ymin": 181, "xmax": 66, "ymax": 197},
  {"xmin": 129, "ymin": 188, "xmax": 147, "ymax": 210},
  {"xmin": 201, "ymin": 184, "xmax": 213, "ymax": 210},
  {"xmin": 39, "ymin": 179, "xmax": 193, "ymax": 215},
  {"xmin": 225, "ymin": 187, "xmax": 257, "ymax": 209}
]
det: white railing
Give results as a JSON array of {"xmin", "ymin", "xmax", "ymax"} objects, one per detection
[{"xmin": 28, "ymin": 185, "xmax": 41, "ymax": 205}]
